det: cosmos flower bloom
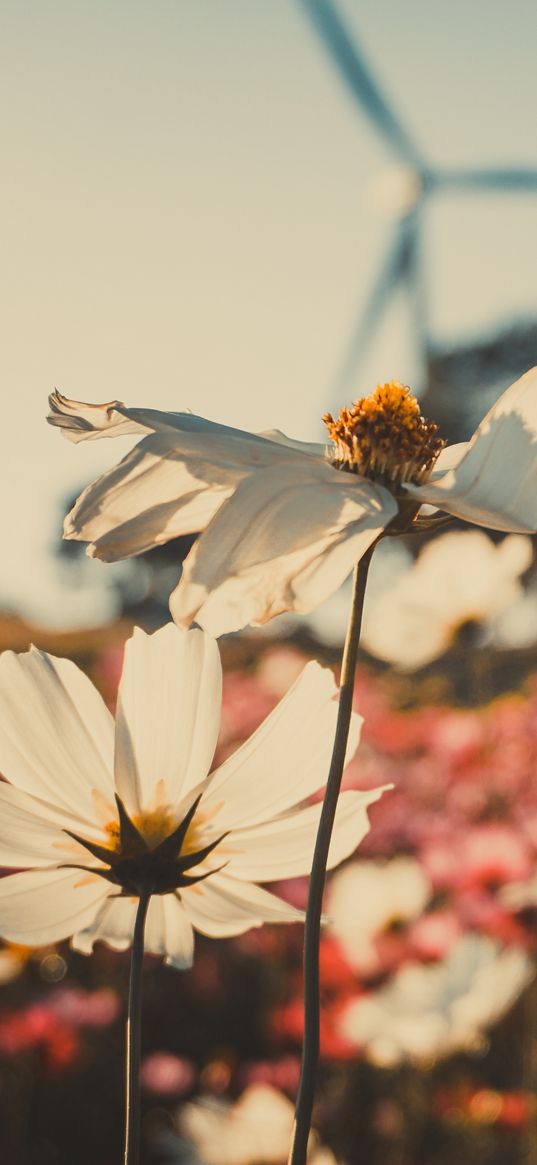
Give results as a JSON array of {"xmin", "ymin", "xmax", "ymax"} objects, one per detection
[
  {"xmin": 361, "ymin": 530, "xmax": 534, "ymax": 669},
  {"xmin": 180, "ymin": 1083, "xmax": 337, "ymax": 1165},
  {"xmin": 0, "ymin": 625, "xmax": 384, "ymax": 968},
  {"xmin": 48, "ymin": 370, "xmax": 537, "ymax": 635},
  {"xmin": 338, "ymin": 935, "xmax": 532, "ymax": 1067},
  {"xmin": 326, "ymin": 857, "xmax": 431, "ymax": 977}
]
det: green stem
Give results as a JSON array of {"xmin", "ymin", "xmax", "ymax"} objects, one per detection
[
  {"xmin": 124, "ymin": 889, "xmax": 151, "ymax": 1165},
  {"xmin": 288, "ymin": 546, "xmax": 376, "ymax": 1165}
]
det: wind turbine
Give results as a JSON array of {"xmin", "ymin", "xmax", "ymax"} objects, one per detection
[{"xmin": 298, "ymin": 0, "xmax": 537, "ymax": 399}]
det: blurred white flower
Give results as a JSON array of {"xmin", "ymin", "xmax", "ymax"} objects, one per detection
[
  {"xmin": 339, "ymin": 935, "xmax": 532, "ymax": 1067},
  {"xmin": 0, "ymin": 625, "xmax": 386, "ymax": 967},
  {"xmin": 501, "ymin": 874, "xmax": 537, "ymax": 911},
  {"xmin": 180, "ymin": 1084, "xmax": 337, "ymax": 1165},
  {"xmin": 48, "ymin": 371, "xmax": 537, "ymax": 636},
  {"xmin": 361, "ymin": 530, "xmax": 534, "ymax": 669},
  {"xmin": 326, "ymin": 857, "xmax": 430, "ymax": 975},
  {"xmin": 304, "ymin": 539, "xmax": 411, "ymax": 647}
]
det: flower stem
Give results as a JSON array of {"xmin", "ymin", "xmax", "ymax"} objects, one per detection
[
  {"xmin": 288, "ymin": 544, "xmax": 376, "ymax": 1165},
  {"xmin": 124, "ymin": 889, "xmax": 151, "ymax": 1165}
]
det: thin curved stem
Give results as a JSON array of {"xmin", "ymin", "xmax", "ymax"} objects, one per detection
[
  {"xmin": 124, "ymin": 889, "xmax": 151, "ymax": 1165},
  {"xmin": 288, "ymin": 545, "xmax": 376, "ymax": 1165}
]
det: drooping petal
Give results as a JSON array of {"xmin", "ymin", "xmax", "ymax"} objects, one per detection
[
  {"xmin": 406, "ymin": 369, "xmax": 537, "ymax": 532},
  {"xmin": 72, "ymin": 896, "xmax": 135, "ymax": 953},
  {"xmin": 47, "ymin": 391, "xmax": 154, "ymax": 442},
  {"xmin": 181, "ymin": 873, "xmax": 303, "ymax": 938},
  {"xmin": 64, "ymin": 429, "xmax": 314, "ymax": 561},
  {"xmin": 161, "ymin": 894, "xmax": 196, "ymax": 969},
  {"xmin": 202, "ymin": 662, "xmax": 362, "ymax": 830},
  {"xmin": 225, "ymin": 788, "xmax": 389, "ymax": 882},
  {"xmin": 72, "ymin": 893, "xmax": 195, "ymax": 968},
  {"xmin": 48, "ymin": 391, "xmax": 307, "ymax": 445},
  {"xmin": 171, "ymin": 465, "xmax": 397, "ymax": 635},
  {"xmin": 0, "ymin": 868, "xmax": 112, "ymax": 945},
  {"xmin": 0, "ymin": 647, "xmax": 114, "ymax": 820},
  {"xmin": 114, "ymin": 625, "xmax": 221, "ymax": 816}
]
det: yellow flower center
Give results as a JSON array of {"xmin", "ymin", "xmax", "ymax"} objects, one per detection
[
  {"xmin": 105, "ymin": 807, "xmax": 176, "ymax": 854},
  {"xmin": 323, "ymin": 381, "xmax": 444, "ymax": 491},
  {"xmin": 65, "ymin": 794, "xmax": 226, "ymax": 896}
]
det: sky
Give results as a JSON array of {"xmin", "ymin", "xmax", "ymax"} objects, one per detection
[{"xmin": 2, "ymin": 0, "xmax": 537, "ymax": 625}]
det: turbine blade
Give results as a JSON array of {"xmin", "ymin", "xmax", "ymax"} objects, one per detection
[
  {"xmin": 298, "ymin": 0, "xmax": 425, "ymax": 169},
  {"xmin": 438, "ymin": 168, "xmax": 537, "ymax": 192}
]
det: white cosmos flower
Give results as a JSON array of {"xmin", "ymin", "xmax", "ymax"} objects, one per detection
[
  {"xmin": 339, "ymin": 935, "xmax": 532, "ymax": 1067},
  {"xmin": 0, "ymin": 625, "xmax": 387, "ymax": 968},
  {"xmin": 180, "ymin": 1084, "xmax": 337, "ymax": 1165},
  {"xmin": 361, "ymin": 530, "xmax": 534, "ymax": 669},
  {"xmin": 326, "ymin": 857, "xmax": 431, "ymax": 976},
  {"xmin": 47, "ymin": 371, "xmax": 537, "ymax": 636}
]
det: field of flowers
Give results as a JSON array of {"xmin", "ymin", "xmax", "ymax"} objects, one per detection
[{"xmin": 0, "ymin": 620, "xmax": 536, "ymax": 1165}]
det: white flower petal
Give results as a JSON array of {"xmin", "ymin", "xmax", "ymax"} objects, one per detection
[
  {"xmin": 226, "ymin": 788, "xmax": 389, "ymax": 882},
  {"xmin": 0, "ymin": 647, "xmax": 114, "ymax": 819},
  {"xmin": 171, "ymin": 466, "xmax": 397, "ymax": 635},
  {"xmin": 259, "ymin": 429, "xmax": 328, "ymax": 458},
  {"xmin": 406, "ymin": 369, "xmax": 537, "ymax": 532},
  {"xmin": 0, "ymin": 868, "xmax": 112, "ymax": 945},
  {"xmin": 64, "ymin": 434, "xmax": 235, "ymax": 559},
  {"xmin": 72, "ymin": 896, "xmax": 135, "ymax": 953},
  {"xmin": 0, "ymin": 783, "xmax": 82, "ymax": 868},
  {"xmin": 161, "ymin": 895, "xmax": 196, "ymax": 969},
  {"xmin": 203, "ymin": 662, "xmax": 362, "ymax": 830},
  {"xmin": 73, "ymin": 893, "xmax": 195, "ymax": 968},
  {"xmin": 182, "ymin": 873, "xmax": 303, "ymax": 938},
  {"xmin": 48, "ymin": 391, "xmax": 325, "ymax": 448},
  {"xmin": 428, "ymin": 442, "xmax": 469, "ymax": 480},
  {"xmin": 65, "ymin": 429, "xmax": 312, "ymax": 562},
  {"xmin": 47, "ymin": 391, "xmax": 152, "ymax": 442},
  {"xmin": 114, "ymin": 625, "xmax": 221, "ymax": 816},
  {"xmin": 143, "ymin": 895, "xmax": 195, "ymax": 968}
]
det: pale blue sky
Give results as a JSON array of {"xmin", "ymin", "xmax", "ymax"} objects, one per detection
[{"xmin": 2, "ymin": 0, "xmax": 537, "ymax": 623}]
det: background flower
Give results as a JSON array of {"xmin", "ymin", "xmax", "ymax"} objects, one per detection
[
  {"xmin": 179, "ymin": 1083, "xmax": 337, "ymax": 1165},
  {"xmin": 339, "ymin": 935, "xmax": 533, "ymax": 1067}
]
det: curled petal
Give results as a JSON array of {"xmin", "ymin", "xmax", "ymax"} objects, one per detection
[
  {"xmin": 171, "ymin": 466, "xmax": 397, "ymax": 635},
  {"xmin": 406, "ymin": 369, "xmax": 537, "ymax": 532},
  {"xmin": 47, "ymin": 391, "xmax": 152, "ymax": 442},
  {"xmin": 49, "ymin": 392, "xmax": 319, "ymax": 448},
  {"xmin": 114, "ymin": 625, "xmax": 221, "ymax": 816}
]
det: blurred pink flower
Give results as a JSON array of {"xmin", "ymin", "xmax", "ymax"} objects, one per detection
[
  {"xmin": 141, "ymin": 1051, "xmax": 195, "ymax": 1096},
  {"xmin": 50, "ymin": 986, "xmax": 121, "ymax": 1028}
]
